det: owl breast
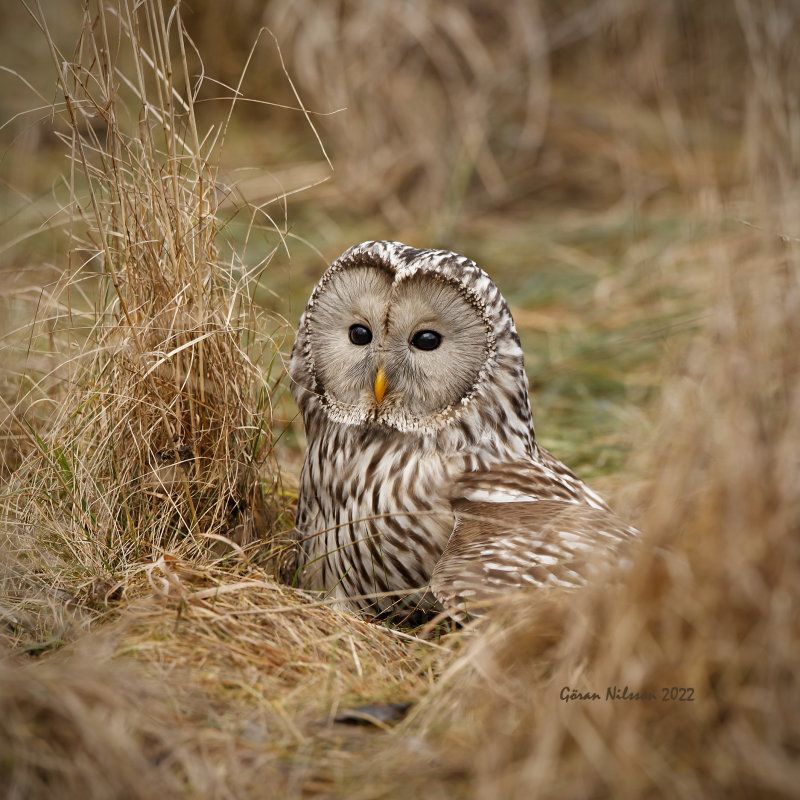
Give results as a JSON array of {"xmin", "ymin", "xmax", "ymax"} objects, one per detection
[{"xmin": 296, "ymin": 414, "xmax": 458, "ymax": 615}]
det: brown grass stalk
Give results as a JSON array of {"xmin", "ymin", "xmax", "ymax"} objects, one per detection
[{"xmin": 4, "ymin": 0, "xmax": 284, "ymax": 595}]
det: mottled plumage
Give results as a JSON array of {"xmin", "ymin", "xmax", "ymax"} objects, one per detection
[
  {"xmin": 289, "ymin": 241, "xmax": 637, "ymax": 618},
  {"xmin": 432, "ymin": 498, "xmax": 636, "ymax": 618}
]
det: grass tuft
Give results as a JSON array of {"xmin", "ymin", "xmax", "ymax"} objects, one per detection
[{"xmin": 3, "ymin": 0, "xmax": 289, "ymax": 610}]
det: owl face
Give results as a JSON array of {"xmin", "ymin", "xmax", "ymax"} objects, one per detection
[{"xmin": 295, "ymin": 244, "xmax": 508, "ymax": 431}]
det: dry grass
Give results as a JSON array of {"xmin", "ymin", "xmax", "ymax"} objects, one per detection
[
  {"xmin": 2, "ymin": 0, "xmax": 799, "ymax": 798},
  {"xmin": 181, "ymin": 0, "xmax": 774, "ymax": 231},
  {"xmin": 0, "ymin": 648, "xmax": 185, "ymax": 800},
  {"xmin": 115, "ymin": 555, "xmax": 435, "ymax": 711},
  {"xmin": 3, "ymin": 0, "xmax": 288, "ymax": 591},
  {"xmin": 345, "ymin": 221, "xmax": 800, "ymax": 799}
]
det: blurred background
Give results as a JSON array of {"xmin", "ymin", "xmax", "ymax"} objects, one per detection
[{"xmin": 6, "ymin": 0, "xmax": 793, "ymax": 484}]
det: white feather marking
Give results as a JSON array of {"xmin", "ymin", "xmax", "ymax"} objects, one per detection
[
  {"xmin": 557, "ymin": 531, "xmax": 586, "ymax": 544},
  {"xmin": 487, "ymin": 576, "xmax": 522, "ymax": 587},
  {"xmin": 593, "ymin": 528, "xmax": 627, "ymax": 541},
  {"xmin": 484, "ymin": 563, "xmax": 520, "ymax": 573},
  {"xmin": 582, "ymin": 486, "xmax": 609, "ymax": 510},
  {"xmin": 557, "ymin": 539, "xmax": 595, "ymax": 555},
  {"xmin": 461, "ymin": 488, "xmax": 536, "ymax": 503},
  {"xmin": 531, "ymin": 554, "xmax": 559, "ymax": 566},
  {"xmin": 547, "ymin": 574, "xmax": 578, "ymax": 588},
  {"xmin": 508, "ymin": 535, "xmax": 534, "ymax": 549}
]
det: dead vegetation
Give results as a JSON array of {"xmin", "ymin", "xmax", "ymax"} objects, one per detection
[
  {"xmin": 1, "ymin": 0, "xmax": 799, "ymax": 798},
  {"xmin": 0, "ymin": 649, "xmax": 184, "ymax": 800},
  {"xmin": 4, "ymin": 0, "xmax": 287, "ymax": 586},
  {"xmin": 345, "ymin": 221, "xmax": 800, "ymax": 799}
]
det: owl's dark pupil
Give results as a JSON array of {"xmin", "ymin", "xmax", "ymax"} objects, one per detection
[
  {"xmin": 411, "ymin": 329, "xmax": 442, "ymax": 351},
  {"xmin": 349, "ymin": 324, "xmax": 372, "ymax": 346}
]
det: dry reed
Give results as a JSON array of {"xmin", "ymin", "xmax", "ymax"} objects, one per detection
[{"xmin": 3, "ymin": 0, "xmax": 287, "ymax": 593}]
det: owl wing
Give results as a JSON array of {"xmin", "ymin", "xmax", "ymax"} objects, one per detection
[
  {"xmin": 453, "ymin": 453, "xmax": 613, "ymax": 510},
  {"xmin": 430, "ymin": 464, "xmax": 638, "ymax": 618}
]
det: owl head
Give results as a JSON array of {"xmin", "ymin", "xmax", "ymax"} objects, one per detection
[{"xmin": 290, "ymin": 241, "xmax": 535, "ymax": 450}]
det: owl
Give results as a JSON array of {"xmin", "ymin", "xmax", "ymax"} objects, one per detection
[{"xmin": 289, "ymin": 241, "xmax": 637, "ymax": 619}]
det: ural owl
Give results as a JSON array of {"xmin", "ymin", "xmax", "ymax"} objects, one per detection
[{"xmin": 289, "ymin": 241, "xmax": 637, "ymax": 619}]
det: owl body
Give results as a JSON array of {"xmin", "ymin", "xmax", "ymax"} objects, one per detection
[
  {"xmin": 295, "ymin": 420, "xmax": 453, "ymax": 610},
  {"xmin": 290, "ymin": 241, "xmax": 636, "ymax": 617}
]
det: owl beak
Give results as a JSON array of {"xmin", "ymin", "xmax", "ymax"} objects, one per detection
[{"xmin": 374, "ymin": 367, "xmax": 388, "ymax": 404}]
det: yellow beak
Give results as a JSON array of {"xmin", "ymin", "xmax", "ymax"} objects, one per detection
[{"xmin": 374, "ymin": 367, "xmax": 388, "ymax": 404}]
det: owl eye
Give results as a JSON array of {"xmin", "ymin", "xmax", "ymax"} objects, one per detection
[
  {"xmin": 349, "ymin": 324, "xmax": 373, "ymax": 346},
  {"xmin": 410, "ymin": 329, "xmax": 442, "ymax": 351}
]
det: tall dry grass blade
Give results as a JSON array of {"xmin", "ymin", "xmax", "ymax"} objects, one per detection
[{"xmin": 4, "ymin": 0, "xmax": 286, "ymax": 602}]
